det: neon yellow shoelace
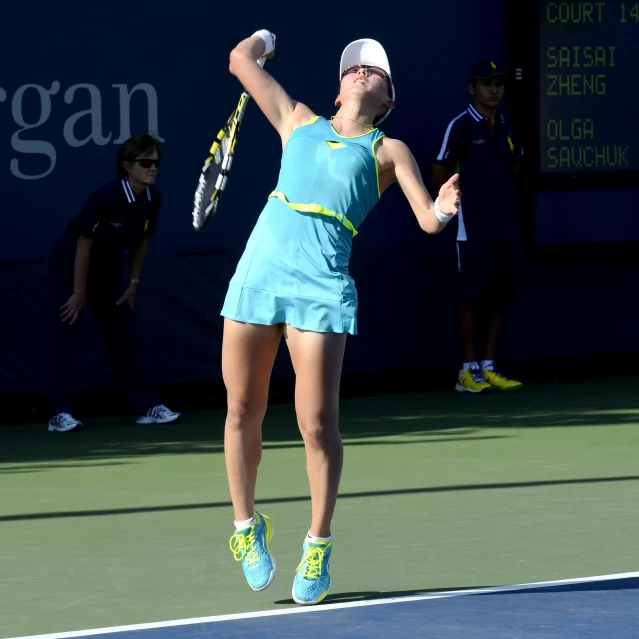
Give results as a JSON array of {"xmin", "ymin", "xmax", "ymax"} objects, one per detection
[
  {"xmin": 296, "ymin": 545, "xmax": 327, "ymax": 580},
  {"xmin": 229, "ymin": 528, "xmax": 259, "ymax": 567}
]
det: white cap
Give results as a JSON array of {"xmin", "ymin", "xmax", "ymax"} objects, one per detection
[{"xmin": 339, "ymin": 38, "xmax": 395, "ymax": 124}]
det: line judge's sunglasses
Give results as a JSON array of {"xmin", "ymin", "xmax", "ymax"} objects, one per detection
[
  {"xmin": 131, "ymin": 158, "xmax": 161, "ymax": 169},
  {"xmin": 341, "ymin": 65, "xmax": 392, "ymax": 96}
]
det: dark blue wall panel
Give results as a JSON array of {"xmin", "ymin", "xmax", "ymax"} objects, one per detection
[{"xmin": 1, "ymin": 1, "xmax": 637, "ymax": 394}]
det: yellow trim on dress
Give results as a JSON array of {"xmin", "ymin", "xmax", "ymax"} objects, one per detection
[
  {"xmin": 268, "ymin": 190, "xmax": 358, "ymax": 237},
  {"xmin": 329, "ymin": 118, "xmax": 379, "ymax": 140},
  {"xmin": 372, "ymin": 135, "xmax": 385, "ymax": 199}
]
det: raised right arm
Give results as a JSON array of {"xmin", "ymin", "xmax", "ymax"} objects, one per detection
[{"xmin": 229, "ymin": 31, "xmax": 315, "ymax": 148}]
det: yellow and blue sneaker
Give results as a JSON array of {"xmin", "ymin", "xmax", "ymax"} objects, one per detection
[
  {"xmin": 455, "ymin": 365, "xmax": 495, "ymax": 393},
  {"xmin": 292, "ymin": 536, "xmax": 332, "ymax": 605},
  {"xmin": 483, "ymin": 368, "xmax": 523, "ymax": 392},
  {"xmin": 229, "ymin": 511, "xmax": 276, "ymax": 591}
]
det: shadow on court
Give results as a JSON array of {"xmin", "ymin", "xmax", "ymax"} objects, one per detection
[
  {"xmin": 2, "ymin": 377, "xmax": 639, "ymax": 471},
  {"xmin": 2, "ymin": 474, "xmax": 639, "ymax": 523},
  {"xmin": 275, "ymin": 585, "xmax": 488, "ymax": 605},
  {"xmin": 275, "ymin": 575, "xmax": 639, "ymax": 605}
]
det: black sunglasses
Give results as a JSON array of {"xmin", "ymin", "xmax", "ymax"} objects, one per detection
[
  {"xmin": 341, "ymin": 65, "xmax": 392, "ymax": 97},
  {"xmin": 131, "ymin": 158, "xmax": 161, "ymax": 169}
]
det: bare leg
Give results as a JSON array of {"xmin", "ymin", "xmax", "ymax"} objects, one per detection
[
  {"xmin": 222, "ymin": 319, "xmax": 283, "ymax": 522},
  {"xmin": 284, "ymin": 326, "xmax": 346, "ymax": 538}
]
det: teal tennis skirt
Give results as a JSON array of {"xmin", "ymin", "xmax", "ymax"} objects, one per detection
[{"xmin": 221, "ymin": 197, "xmax": 358, "ymax": 334}]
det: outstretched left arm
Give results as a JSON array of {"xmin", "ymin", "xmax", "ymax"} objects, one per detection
[{"xmin": 378, "ymin": 138, "xmax": 461, "ymax": 234}]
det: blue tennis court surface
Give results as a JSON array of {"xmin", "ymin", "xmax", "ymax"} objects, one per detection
[{"xmin": 12, "ymin": 572, "xmax": 638, "ymax": 639}]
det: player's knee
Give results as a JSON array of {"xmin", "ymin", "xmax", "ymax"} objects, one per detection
[
  {"xmin": 226, "ymin": 396, "xmax": 267, "ymax": 429},
  {"xmin": 297, "ymin": 409, "xmax": 340, "ymax": 445}
]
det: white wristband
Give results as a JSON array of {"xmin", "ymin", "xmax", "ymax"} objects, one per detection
[
  {"xmin": 252, "ymin": 29, "xmax": 275, "ymax": 56},
  {"xmin": 434, "ymin": 197, "xmax": 454, "ymax": 224}
]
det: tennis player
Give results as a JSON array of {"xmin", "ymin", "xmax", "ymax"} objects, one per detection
[
  {"xmin": 223, "ymin": 31, "xmax": 461, "ymax": 605},
  {"xmin": 46, "ymin": 135, "xmax": 180, "ymax": 432}
]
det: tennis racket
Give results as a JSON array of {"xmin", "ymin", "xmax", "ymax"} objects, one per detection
[{"xmin": 192, "ymin": 57, "xmax": 266, "ymax": 231}]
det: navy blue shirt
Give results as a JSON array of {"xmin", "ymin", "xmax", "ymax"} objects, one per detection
[
  {"xmin": 58, "ymin": 179, "xmax": 161, "ymax": 265},
  {"xmin": 434, "ymin": 104, "xmax": 523, "ymax": 240}
]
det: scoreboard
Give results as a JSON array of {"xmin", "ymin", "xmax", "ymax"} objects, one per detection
[{"xmin": 538, "ymin": 1, "xmax": 639, "ymax": 176}]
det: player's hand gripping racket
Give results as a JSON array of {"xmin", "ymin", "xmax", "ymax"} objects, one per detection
[{"xmin": 192, "ymin": 57, "xmax": 267, "ymax": 231}]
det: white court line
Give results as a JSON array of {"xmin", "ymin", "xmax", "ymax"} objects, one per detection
[{"xmin": 7, "ymin": 571, "xmax": 639, "ymax": 639}]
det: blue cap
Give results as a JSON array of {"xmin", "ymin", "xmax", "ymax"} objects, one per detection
[{"xmin": 468, "ymin": 59, "xmax": 506, "ymax": 81}]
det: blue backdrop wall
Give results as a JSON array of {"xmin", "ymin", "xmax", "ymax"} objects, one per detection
[{"xmin": 1, "ymin": 0, "xmax": 638, "ymax": 394}]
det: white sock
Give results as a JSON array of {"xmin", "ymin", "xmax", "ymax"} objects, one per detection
[
  {"xmin": 462, "ymin": 361, "xmax": 479, "ymax": 372},
  {"xmin": 307, "ymin": 531, "xmax": 332, "ymax": 544},
  {"xmin": 481, "ymin": 360, "xmax": 495, "ymax": 371},
  {"xmin": 234, "ymin": 513, "xmax": 256, "ymax": 530}
]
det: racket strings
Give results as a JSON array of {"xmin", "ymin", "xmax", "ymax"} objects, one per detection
[{"xmin": 192, "ymin": 91, "xmax": 253, "ymax": 230}]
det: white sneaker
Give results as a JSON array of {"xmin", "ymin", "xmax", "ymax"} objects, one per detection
[
  {"xmin": 136, "ymin": 404, "xmax": 181, "ymax": 425},
  {"xmin": 48, "ymin": 413, "xmax": 84, "ymax": 432}
]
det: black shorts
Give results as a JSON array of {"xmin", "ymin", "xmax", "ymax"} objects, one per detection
[{"xmin": 457, "ymin": 237, "xmax": 526, "ymax": 302}]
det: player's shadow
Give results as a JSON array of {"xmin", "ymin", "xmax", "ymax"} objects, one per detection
[
  {"xmin": 274, "ymin": 586, "xmax": 473, "ymax": 605},
  {"xmin": 274, "ymin": 577, "xmax": 639, "ymax": 605}
]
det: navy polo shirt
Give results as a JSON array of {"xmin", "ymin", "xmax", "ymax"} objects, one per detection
[
  {"xmin": 434, "ymin": 104, "xmax": 523, "ymax": 241},
  {"xmin": 59, "ymin": 179, "xmax": 161, "ymax": 265}
]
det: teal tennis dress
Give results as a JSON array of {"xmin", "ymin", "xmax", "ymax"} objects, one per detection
[{"xmin": 221, "ymin": 116, "xmax": 385, "ymax": 335}]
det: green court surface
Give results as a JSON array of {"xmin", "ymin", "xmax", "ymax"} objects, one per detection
[{"xmin": 1, "ymin": 377, "xmax": 638, "ymax": 638}]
